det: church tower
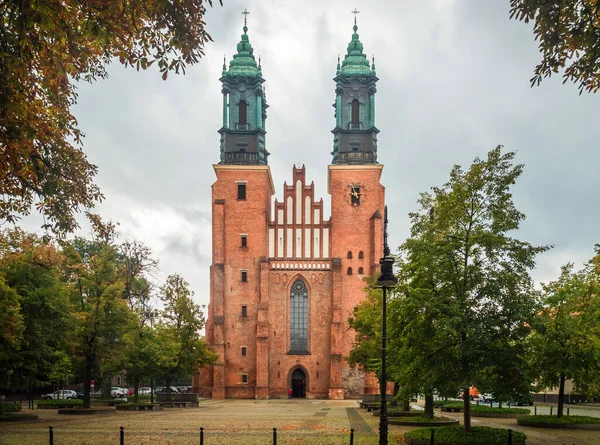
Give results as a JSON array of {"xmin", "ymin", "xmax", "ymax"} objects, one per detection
[
  {"xmin": 328, "ymin": 16, "xmax": 385, "ymax": 398},
  {"xmin": 199, "ymin": 16, "xmax": 275, "ymax": 399},
  {"xmin": 218, "ymin": 15, "xmax": 269, "ymax": 165}
]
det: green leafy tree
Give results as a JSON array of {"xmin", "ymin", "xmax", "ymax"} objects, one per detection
[
  {"xmin": 528, "ymin": 252, "xmax": 600, "ymax": 417},
  {"xmin": 510, "ymin": 0, "xmax": 600, "ymax": 93},
  {"xmin": 155, "ymin": 274, "xmax": 217, "ymax": 402},
  {"xmin": 0, "ymin": 0, "xmax": 222, "ymax": 234},
  {"xmin": 62, "ymin": 227, "xmax": 134, "ymax": 407},
  {"xmin": 397, "ymin": 146, "xmax": 549, "ymax": 431},
  {"xmin": 0, "ymin": 275, "xmax": 23, "ymax": 389},
  {"xmin": 0, "ymin": 229, "xmax": 72, "ymax": 392}
]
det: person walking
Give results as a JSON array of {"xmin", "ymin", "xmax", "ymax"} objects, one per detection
[{"xmin": 288, "ymin": 388, "xmax": 292, "ymax": 399}]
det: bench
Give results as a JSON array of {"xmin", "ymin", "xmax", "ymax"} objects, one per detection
[{"xmin": 160, "ymin": 401, "xmax": 189, "ymax": 408}]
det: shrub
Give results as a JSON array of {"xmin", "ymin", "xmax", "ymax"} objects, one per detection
[
  {"xmin": 37, "ymin": 399, "xmax": 83, "ymax": 408},
  {"xmin": 405, "ymin": 426, "xmax": 527, "ymax": 444},
  {"xmin": 119, "ymin": 402, "xmax": 159, "ymax": 407},
  {"xmin": 0, "ymin": 402, "xmax": 22, "ymax": 414},
  {"xmin": 433, "ymin": 400, "xmax": 459, "ymax": 408},
  {"xmin": 517, "ymin": 415, "xmax": 600, "ymax": 426},
  {"xmin": 441, "ymin": 403, "xmax": 530, "ymax": 415}
]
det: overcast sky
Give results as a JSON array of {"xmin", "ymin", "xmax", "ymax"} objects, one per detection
[{"xmin": 37, "ymin": 0, "xmax": 599, "ymax": 309}]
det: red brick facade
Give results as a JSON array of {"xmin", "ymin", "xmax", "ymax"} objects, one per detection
[{"xmin": 194, "ymin": 163, "xmax": 386, "ymax": 399}]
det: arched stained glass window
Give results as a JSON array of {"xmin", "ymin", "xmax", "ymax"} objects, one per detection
[{"xmin": 289, "ymin": 279, "xmax": 308, "ymax": 353}]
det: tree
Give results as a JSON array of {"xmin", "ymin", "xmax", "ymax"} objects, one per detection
[
  {"xmin": 528, "ymin": 251, "xmax": 600, "ymax": 417},
  {"xmin": 0, "ymin": 0, "xmax": 222, "ymax": 234},
  {"xmin": 62, "ymin": 232, "xmax": 134, "ymax": 407},
  {"xmin": 0, "ymin": 229, "xmax": 73, "ymax": 392},
  {"xmin": 397, "ymin": 146, "xmax": 549, "ymax": 431},
  {"xmin": 155, "ymin": 274, "xmax": 217, "ymax": 402},
  {"xmin": 510, "ymin": 0, "xmax": 600, "ymax": 94}
]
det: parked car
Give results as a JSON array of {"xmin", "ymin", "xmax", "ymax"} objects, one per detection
[
  {"xmin": 111, "ymin": 387, "xmax": 128, "ymax": 398},
  {"xmin": 507, "ymin": 394, "xmax": 533, "ymax": 406},
  {"xmin": 138, "ymin": 387, "xmax": 153, "ymax": 396},
  {"xmin": 473, "ymin": 393, "xmax": 493, "ymax": 403},
  {"xmin": 42, "ymin": 390, "xmax": 77, "ymax": 400}
]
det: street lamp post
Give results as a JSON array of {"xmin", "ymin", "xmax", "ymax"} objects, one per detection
[
  {"xmin": 148, "ymin": 310, "xmax": 157, "ymax": 404},
  {"xmin": 376, "ymin": 206, "xmax": 397, "ymax": 445}
]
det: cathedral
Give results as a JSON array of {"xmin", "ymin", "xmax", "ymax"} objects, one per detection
[{"xmin": 193, "ymin": 16, "xmax": 388, "ymax": 399}]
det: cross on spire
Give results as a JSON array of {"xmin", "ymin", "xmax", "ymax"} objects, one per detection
[
  {"xmin": 242, "ymin": 8, "xmax": 250, "ymax": 26},
  {"xmin": 351, "ymin": 8, "xmax": 360, "ymax": 25}
]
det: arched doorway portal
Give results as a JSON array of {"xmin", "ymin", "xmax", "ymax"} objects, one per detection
[{"xmin": 291, "ymin": 368, "xmax": 306, "ymax": 398}]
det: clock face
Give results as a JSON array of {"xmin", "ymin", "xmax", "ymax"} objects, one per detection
[{"xmin": 345, "ymin": 183, "xmax": 367, "ymax": 206}]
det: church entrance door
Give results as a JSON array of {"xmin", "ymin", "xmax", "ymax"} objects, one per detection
[{"xmin": 291, "ymin": 368, "xmax": 306, "ymax": 398}]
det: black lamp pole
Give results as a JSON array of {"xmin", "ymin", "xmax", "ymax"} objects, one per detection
[{"xmin": 376, "ymin": 206, "xmax": 397, "ymax": 445}]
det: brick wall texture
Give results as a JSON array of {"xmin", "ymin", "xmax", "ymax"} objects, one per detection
[{"xmin": 194, "ymin": 163, "xmax": 386, "ymax": 399}]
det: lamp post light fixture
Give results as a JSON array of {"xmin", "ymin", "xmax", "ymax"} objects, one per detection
[{"xmin": 375, "ymin": 206, "xmax": 397, "ymax": 445}]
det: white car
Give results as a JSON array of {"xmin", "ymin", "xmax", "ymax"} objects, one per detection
[
  {"xmin": 42, "ymin": 390, "xmax": 77, "ymax": 400},
  {"xmin": 111, "ymin": 387, "xmax": 128, "ymax": 398},
  {"xmin": 138, "ymin": 387, "xmax": 153, "ymax": 395}
]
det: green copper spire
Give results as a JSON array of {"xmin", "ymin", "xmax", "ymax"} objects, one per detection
[
  {"xmin": 223, "ymin": 16, "xmax": 260, "ymax": 78},
  {"xmin": 340, "ymin": 22, "xmax": 372, "ymax": 76}
]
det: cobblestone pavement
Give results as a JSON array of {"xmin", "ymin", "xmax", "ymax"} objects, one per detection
[{"xmin": 1, "ymin": 399, "xmax": 600, "ymax": 445}]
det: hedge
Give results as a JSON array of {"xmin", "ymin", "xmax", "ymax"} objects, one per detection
[
  {"xmin": 405, "ymin": 426, "xmax": 527, "ymax": 444},
  {"xmin": 441, "ymin": 403, "xmax": 530, "ymax": 416},
  {"xmin": 37, "ymin": 399, "xmax": 83, "ymax": 408},
  {"xmin": 517, "ymin": 415, "xmax": 600, "ymax": 426},
  {"xmin": 0, "ymin": 402, "xmax": 22, "ymax": 414}
]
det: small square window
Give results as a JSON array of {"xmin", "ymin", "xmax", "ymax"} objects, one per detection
[
  {"xmin": 241, "ymin": 235, "xmax": 247, "ymax": 248},
  {"xmin": 238, "ymin": 184, "xmax": 246, "ymax": 200},
  {"xmin": 241, "ymin": 374, "xmax": 248, "ymax": 383},
  {"xmin": 241, "ymin": 271, "xmax": 248, "ymax": 282},
  {"xmin": 241, "ymin": 305, "xmax": 247, "ymax": 317},
  {"xmin": 241, "ymin": 346, "xmax": 247, "ymax": 356}
]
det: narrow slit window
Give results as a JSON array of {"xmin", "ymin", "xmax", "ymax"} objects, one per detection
[
  {"xmin": 241, "ymin": 271, "xmax": 247, "ymax": 282},
  {"xmin": 241, "ymin": 374, "xmax": 248, "ymax": 383},
  {"xmin": 241, "ymin": 305, "xmax": 247, "ymax": 317},
  {"xmin": 241, "ymin": 235, "xmax": 247, "ymax": 248},
  {"xmin": 241, "ymin": 346, "xmax": 247, "ymax": 356},
  {"xmin": 238, "ymin": 184, "xmax": 246, "ymax": 200}
]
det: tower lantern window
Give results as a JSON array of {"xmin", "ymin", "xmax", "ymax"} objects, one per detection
[
  {"xmin": 239, "ymin": 100, "xmax": 247, "ymax": 126},
  {"xmin": 351, "ymin": 99, "xmax": 359, "ymax": 127}
]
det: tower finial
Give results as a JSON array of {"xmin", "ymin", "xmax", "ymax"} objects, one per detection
[
  {"xmin": 242, "ymin": 8, "xmax": 250, "ymax": 28},
  {"xmin": 351, "ymin": 8, "xmax": 360, "ymax": 27}
]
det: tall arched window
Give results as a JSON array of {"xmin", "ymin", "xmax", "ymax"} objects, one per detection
[
  {"xmin": 239, "ymin": 100, "xmax": 247, "ymax": 127},
  {"xmin": 290, "ymin": 279, "xmax": 308, "ymax": 353},
  {"xmin": 358, "ymin": 251, "xmax": 364, "ymax": 259},
  {"xmin": 347, "ymin": 251, "xmax": 353, "ymax": 259},
  {"xmin": 351, "ymin": 99, "xmax": 359, "ymax": 128}
]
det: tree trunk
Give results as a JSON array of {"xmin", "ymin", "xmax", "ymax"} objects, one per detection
[
  {"xmin": 165, "ymin": 375, "xmax": 172, "ymax": 403},
  {"xmin": 463, "ymin": 388, "xmax": 471, "ymax": 432},
  {"xmin": 391, "ymin": 382, "xmax": 400, "ymax": 407},
  {"xmin": 403, "ymin": 397, "xmax": 410, "ymax": 412},
  {"xmin": 557, "ymin": 372, "xmax": 565, "ymax": 418},
  {"xmin": 83, "ymin": 360, "xmax": 93, "ymax": 408},
  {"xmin": 133, "ymin": 378, "xmax": 140, "ymax": 403},
  {"xmin": 424, "ymin": 393, "xmax": 434, "ymax": 419}
]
